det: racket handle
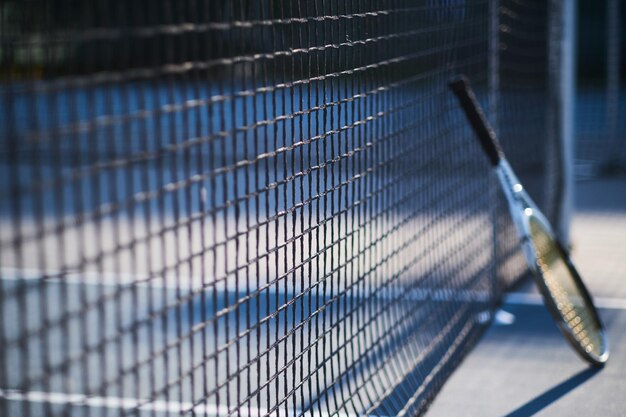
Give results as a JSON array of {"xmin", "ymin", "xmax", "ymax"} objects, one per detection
[{"xmin": 448, "ymin": 75, "xmax": 502, "ymax": 166}]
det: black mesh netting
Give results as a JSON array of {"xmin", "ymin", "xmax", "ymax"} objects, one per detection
[{"xmin": 0, "ymin": 1, "xmax": 564, "ymax": 416}]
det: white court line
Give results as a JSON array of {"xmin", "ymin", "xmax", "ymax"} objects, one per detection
[
  {"xmin": 0, "ymin": 389, "xmax": 373, "ymax": 417},
  {"xmin": 504, "ymin": 291, "xmax": 626, "ymax": 310}
]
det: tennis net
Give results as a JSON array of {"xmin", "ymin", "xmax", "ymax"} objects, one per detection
[{"xmin": 1, "ymin": 1, "xmax": 566, "ymax": 416}]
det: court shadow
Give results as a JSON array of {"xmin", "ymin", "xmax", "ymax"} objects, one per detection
[{"xmin": 503, "ymin": 367, "xmax": 600, "ymax": 417}]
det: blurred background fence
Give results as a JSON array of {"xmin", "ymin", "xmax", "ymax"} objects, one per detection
[{"xmin": 576, "ymin": 0, "xmax": 625, "ymax": 177}]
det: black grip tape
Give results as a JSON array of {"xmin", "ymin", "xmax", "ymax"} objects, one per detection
[{"xmin": 448, "ymin": 75, "xmax": 502, "ymax": 166}]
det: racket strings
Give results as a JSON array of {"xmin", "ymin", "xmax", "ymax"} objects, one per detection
[
  {"xmin": 530, "ymin": 219, "xmax": 604, "ymax": 357},
  {"xmin": 537, "ymin": 258, "xmax": 597, "ymax": 352}
]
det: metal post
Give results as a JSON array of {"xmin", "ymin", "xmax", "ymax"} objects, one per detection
[
  {"xmin": 488, "ymin": 0, "xmax": 500, "ymax": 299},
  {"xmin": 560, "ymin": 0, "xmax": 577, "ymax": 244}
]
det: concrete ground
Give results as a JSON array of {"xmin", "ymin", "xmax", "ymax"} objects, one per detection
[{"xmin": 426, "ymin": 177, "xmax": 626, "ymax": 417}]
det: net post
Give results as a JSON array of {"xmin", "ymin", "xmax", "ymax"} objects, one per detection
[
  {"xmin": 488, "ymin": 0, "xmax": 501, "ymax": 300},
  {"xmin": 557, "ymin": 0, "xmax": 577, "ymax": 245},
  {"xmin": 546, "ymin": 0, "xmax": 575, "ymax": 245}
]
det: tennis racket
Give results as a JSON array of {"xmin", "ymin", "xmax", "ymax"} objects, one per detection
[{"xmin": 449, "ymin": 75, "xmax": 609, "ymax": 366}]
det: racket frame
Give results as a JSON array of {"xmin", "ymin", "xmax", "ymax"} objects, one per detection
[
  {"xmin": 449, "ymin": 75, "xmax": 609, "ymax": 366},
  {"xmin": 495, "ymin": 159, "xmax": 608, "ymax": 366}
]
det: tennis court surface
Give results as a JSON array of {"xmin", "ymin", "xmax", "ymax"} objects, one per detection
[{"xmin": 1, "ymin": 0, "xmax": 623, "ymax": 416}]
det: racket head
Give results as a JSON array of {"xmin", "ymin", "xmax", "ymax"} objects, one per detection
[
  {"xmin": 448, "ymin": 76, "xmax": 609, "ymax": 366},
  {"xmin": 494, "ymin": 160, "xmax": 608, "ymax": 366},
  {"xmin": 523, "ymin": 211, "xmax": 609, "ymax": 366}
]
